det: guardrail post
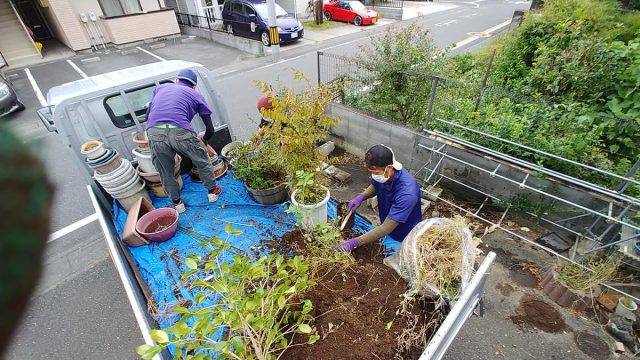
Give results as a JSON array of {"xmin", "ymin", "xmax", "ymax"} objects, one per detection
[
  {"xmin": 473, "ymin": 48, "xmax": 496, "ymax": 112},
  {"xmin": 424, "ymin": 76, "xmax": 442, "ymax": 131},
  {"xmin": 317, "ymin": 51, "xmax": 322, "ymax": 85},
  {"xmin": 206, "ymin": 14, "xmax": 211, "ymax": 30}
]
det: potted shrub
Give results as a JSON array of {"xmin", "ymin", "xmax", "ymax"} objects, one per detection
[
  {"xmin": 290, "ymin": 170, "xmax": 330, "ymax": 229},
  {"xmin": 232, "ymin": 139, "xmax": 288, "ymax": 205},
  {"xmin": 256, "ymin": 73, "xmax": 337, "ymax": 225}
]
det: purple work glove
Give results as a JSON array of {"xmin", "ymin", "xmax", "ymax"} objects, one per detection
[
  {"xmin": 347, "ymin": 194, "xmax": 366, "ymax": 213},
  {"xmin": 338, "ymin": 238, "xmax": 360, "ymax": 253}
]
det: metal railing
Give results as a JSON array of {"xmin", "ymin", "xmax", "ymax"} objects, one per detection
[
  {"xmin": 364, "ymin": 0, "xmax": 404, "ymax": 9},
  {"xmin": 175, "ymin": 11, "xmax": 265, "ymax": 43},
  {"xmin": 318, "ymin": 49, "xmax": 640, "ymax": 299}
]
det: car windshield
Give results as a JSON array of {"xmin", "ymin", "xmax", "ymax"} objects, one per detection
[
  {"xmin": 348, "ymin": 1, "xmax": 366, "ymax": 10},
  {"xmin": 254, "ymin": 3, "xmax": 289, "ymax": 20}
]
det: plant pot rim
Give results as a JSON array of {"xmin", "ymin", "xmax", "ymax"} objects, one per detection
[
  {"xmin": 244, "ymin": 180, "xmax": 287, "ymax": 191},
  {"xmin": 291, "ymin": 185, "xmax": 330, "ymax": 208}
]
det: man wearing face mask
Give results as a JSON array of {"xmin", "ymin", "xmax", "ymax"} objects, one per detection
[{"xmin": 339, "ymin": 144, "xmax": 422, "ymax": 253}]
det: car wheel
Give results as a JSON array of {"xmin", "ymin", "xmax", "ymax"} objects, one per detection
[
  {"xmin": 261, "ymin": 31, "xmax": 270, "ymax": 47},
  {"xmin": 354, "ymin": 15, "xmax": 362, "ymax": 26},
  {"xmin": 226, "ymin": 24, "xmax": 233, "ymax": 34},
  {"xmin": 324, "ymin": 11, "xmax": 332, "ymax": 20}
]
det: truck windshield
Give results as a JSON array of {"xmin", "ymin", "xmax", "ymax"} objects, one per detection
[{"xmin": 254, "ymin": 3, "xmax": 289, "ymax": 20}]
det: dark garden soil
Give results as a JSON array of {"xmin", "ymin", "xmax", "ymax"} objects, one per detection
[
  {"xmin": 273, "ymin": 230, "xmax": 440, "ymax": 360},
  {"xmin": 510, "ymin": 295, "xmax": 566, "ymax": 333},
  {"xmin": 574, "ymin": 330, "xmax": 611, "ymax": 359},
  {"xmin": 509, "ymin": 260, "xmax": 542, "ymax": 289}
]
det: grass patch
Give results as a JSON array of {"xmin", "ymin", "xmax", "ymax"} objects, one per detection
[{"xmin": 302, "ymin": 19, "xmax": 343, "ymax": 30}]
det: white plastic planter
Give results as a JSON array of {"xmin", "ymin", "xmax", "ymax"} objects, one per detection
[
  {"xmin": 80, "ymin": 140, "xmax": 107, "ymax": 160},
  {"xmin": 291, "ymin": 186, "xmax": 330, "ymax": 230},
  {"xmin": 616, "ymin": 298, "xmax": 638, "ymax": 318},
  {"xmin": 132, "ymin": 147, "xmax": 157, "ymax": 173}
]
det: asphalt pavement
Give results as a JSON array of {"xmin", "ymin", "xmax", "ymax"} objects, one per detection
[{"xmin": 1, "ymin": 1, "xmax": 531, "ymax": 358}]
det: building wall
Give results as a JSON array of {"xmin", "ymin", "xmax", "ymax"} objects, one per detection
[
  {"xmin": 40, "ymin": 2, "xmax": 71, "ymax": 47},
  {"xmin": 46, "ymin": 0, "xmax": 93, "ymax": 50},
  {"xmin": 45, "ymin": 0, "xmax": 178, "ymax": 51},
  {"xmin": 101, "ymin": 9, "xmax": 180, "ymax": 45}
]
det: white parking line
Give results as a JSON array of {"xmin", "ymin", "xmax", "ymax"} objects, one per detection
[
  {"xmin": 66, "ymin": 59, "xmax": 89, "ymax": 79},
  {"xmin": 47, "ymin": 213, "xmax": 99, "ymax": 243},
  {"xmin": 24, "ymin": 68, "xmax": 47, "ymax": 107},
  {"xmin": 136, "ymin": 46, "xmax": 166, "ymax": 61}
]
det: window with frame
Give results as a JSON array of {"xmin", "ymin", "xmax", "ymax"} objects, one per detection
[
  {"xmin": 104, "ymin": 82, "xmax": 169, "ymax": 128},
  {"xmin": 243, "ymin": 4, "xmax": 255, "ymax": 16},
  {"xmin": 98, "ymin": 0, "xmax": 142, "ymax": 17}
]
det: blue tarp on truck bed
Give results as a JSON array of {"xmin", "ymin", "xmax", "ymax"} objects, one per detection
[{"xmin": 112, "ymin": 173, "xmax": 399, "ymax": 354}]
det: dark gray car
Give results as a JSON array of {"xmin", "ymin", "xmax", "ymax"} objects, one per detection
[{"xmin": 0, "ymin": 73, "xmax": 25, "ymax": 117}]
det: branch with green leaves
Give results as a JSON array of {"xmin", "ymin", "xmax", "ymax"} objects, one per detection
[{"xmin": 136, "ymin": 224, "xmax": 319, "ymax": 360}]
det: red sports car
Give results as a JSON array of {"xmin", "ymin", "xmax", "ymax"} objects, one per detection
[{"xmin": 323, "ymin": 0, "xmax": 378, "ymax": 26}]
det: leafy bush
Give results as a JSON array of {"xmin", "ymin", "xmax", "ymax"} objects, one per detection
[
  {"xmin": 136, "ymin": 226, "xmax": 318, "ymax": 360},
  {"xmin": 232, "ymin": 139, "xmax": 286, "ymax": 190}
]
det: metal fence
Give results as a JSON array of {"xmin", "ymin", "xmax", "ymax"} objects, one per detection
[
  {"xmin": 363, "ymin": 0, "xmax": 404, "ymax": 9},
  {"xmin": 318, "ymin": 49, "xmax": 640, "ymax": 288},
  {"xmin": 175, "ymin": 11, "xmax": 264, "ymax": 42}
]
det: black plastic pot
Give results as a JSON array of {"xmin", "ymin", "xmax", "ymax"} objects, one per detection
[{"xmin": 245, "ymin": 182, "xmax": 287, "ymax": 205}]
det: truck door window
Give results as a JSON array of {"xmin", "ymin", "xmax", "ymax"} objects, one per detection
[{"xmin": 104, "ymin": 82, "xmax": 168, "ymax": 129}]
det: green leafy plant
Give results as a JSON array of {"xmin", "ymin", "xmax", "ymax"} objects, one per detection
[
  {"xmin": 557, "ymin": 256, "xmax": 619, "ymax": 293},
  {"xmin": 136, "ymin": 225, "xmax": 318, "ymax": 360},
  {"xmin": 232, "ymin": 139, "xmax": 286, "ymax": 190},
  {"xmin": 256, "ymin": 72, "xmax": 338, "ymax": 183},
  {"xmin": 292, "ymin": 170, "xmax": 326, "ymax": 206}
]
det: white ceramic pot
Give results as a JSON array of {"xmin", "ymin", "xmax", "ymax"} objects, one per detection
[
  {"xmin": 616, "ymin": 298, "xmax": 638, "ymax": 318},
  {"xmin": 80, "ymin": 140, "xmax": 107, "ymax": 160},
  {"xmin": 291, "ymin": 186, "xmax": 330, "ymax": 230},
  {"xmin": 132, "ymin": 147, "xmax": 157, "ymax": 173}
]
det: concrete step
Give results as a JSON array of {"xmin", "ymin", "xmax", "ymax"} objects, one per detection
[
  {"xmin": 0, "ymin": 20, "xmax": 21, "ymax": 31},
  {"xmin": 2, "ymin": 51, "xmax": 41, "ymax": 68}
]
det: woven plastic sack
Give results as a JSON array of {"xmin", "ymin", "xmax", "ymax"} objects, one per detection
[{"xmin": 383, "ymin": 218, "xmax": 476, "ymax": 299}]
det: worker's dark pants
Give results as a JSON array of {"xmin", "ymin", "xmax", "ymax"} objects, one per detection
[{"xmin": 147, "ymin": 127, "xmax": 217, "ymax": 202}]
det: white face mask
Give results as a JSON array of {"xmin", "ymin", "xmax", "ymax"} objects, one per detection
[{"xmin": 371, "ymin": 166, "xmax": 390, "ymax": 183}]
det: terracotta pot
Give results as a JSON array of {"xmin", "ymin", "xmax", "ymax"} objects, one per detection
[
  {"xmin": 136, "ymin": 208, "xmax": 179, "ymax": 242},
  {"xmin": 122, "ymin": 197, "xmax": 154, "ymax": 246},
  {"xmin": 133, "ymin": 131, "xmax": 149, "ymax": 149}
]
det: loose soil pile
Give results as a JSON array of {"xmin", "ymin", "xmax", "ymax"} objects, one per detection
[
  {"xmin": 274, "ymin": 230, "xmax": 440, "ymax": 360},
  {"xmin": 510, "ymin": 295, "xmax": 566, "ymax": 333}
]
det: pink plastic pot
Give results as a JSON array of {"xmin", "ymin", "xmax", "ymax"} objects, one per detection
[{"xmin": 135, "ymin": 208, "xmax": 179, "ymax": 242}]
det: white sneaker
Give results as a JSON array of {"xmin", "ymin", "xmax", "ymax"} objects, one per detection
[
  {"xmin": 173, "ymin": 200, "xmax": 186, "ymax": 213},
  {"xmin": 208, "ymin": 185, "xmax": 222, "ymax": 203}
]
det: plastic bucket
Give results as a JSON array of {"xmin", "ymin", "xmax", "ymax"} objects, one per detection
[
  {"xmin": 133, "ymin": 147, "xmax": 157, "ymax": 173},
  {"xmin": 291, "ymin": 186, "xmax": 330, "ymax": 230},
  {"xmin": 245, "ymin": 182, "xmax": 287, "ymax": 205},
  {"xmin": 136, "ymin": 208, "xmax": 179, "ymax": 242}
]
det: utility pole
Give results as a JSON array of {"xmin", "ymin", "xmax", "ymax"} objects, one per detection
[{"xmin": 266, "ymin": 0, "xmax": 281, "ymax": 62}]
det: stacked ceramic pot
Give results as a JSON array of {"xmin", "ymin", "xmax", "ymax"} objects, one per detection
[
  {"xmin": 132, "ymin": 131, "xmax": 183, "ymax": 198},
  {"xmin": 81, "ymin": 140, "xmax": 150, "ymax": 212},
  {"xmin": 191, "ymin": 143, "xmax": 227, "ymax": 183}
]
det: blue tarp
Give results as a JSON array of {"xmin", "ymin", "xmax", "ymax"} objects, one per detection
[{"xmin": 112, "ymin": 173, "xmax": 399, "ymax": 353}]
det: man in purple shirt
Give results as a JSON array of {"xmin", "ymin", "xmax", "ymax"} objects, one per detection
[
  {"xmin": 145, "ymin": 69, "xmax": 222, "ymax": 213},
  {"xmin": 339, "ymin": 144, "xmax": 422, "ymax": 253}
]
